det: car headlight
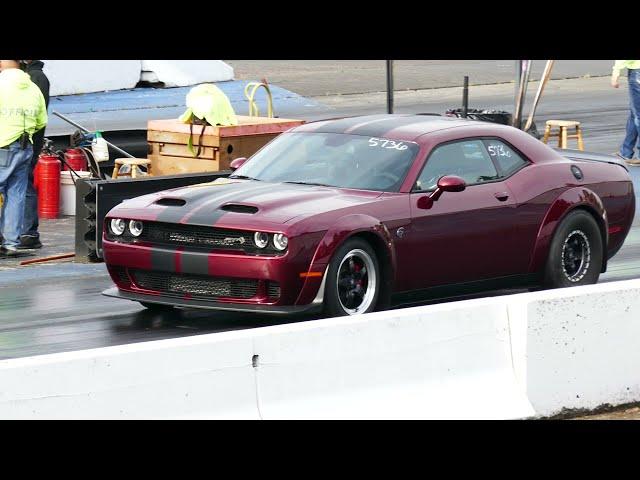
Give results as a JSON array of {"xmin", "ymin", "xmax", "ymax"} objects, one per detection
[
  {"xmin": 110, "ymin": 218, "xmax": 126, "ymax": 236},
  {"xmin": 254, "ymin": 232, "xmax": 269, "ymax": 249},
  {"xmin": 273, "ymin": 233, "xmax": 288, "ymax": 251},
  {"xmin": 129, "ymin": 220, "xmax": 144, "ymax": 237}
]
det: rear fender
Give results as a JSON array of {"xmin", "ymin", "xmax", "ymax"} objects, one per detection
[{"xmin": 528, "ymin": 187, "xmax": 608, "ymax": 274}]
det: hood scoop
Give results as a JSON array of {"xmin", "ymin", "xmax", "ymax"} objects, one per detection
[
  {"xmin": 220, "ymin": 204, "xmax": 259, "ymax": 214},
  {"xmin": 156, "ymin": 198, "xmax": 186, "ymax": 207}
]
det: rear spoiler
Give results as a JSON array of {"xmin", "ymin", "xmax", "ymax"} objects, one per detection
[{"xmin": 552, "ymin": 147, "xmax": 629, "ymax": 172}]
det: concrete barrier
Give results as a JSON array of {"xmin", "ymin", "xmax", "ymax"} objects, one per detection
[
  {"xmin": 140, "ymin": 61, "xmax": 234, "ymax": 87},
  {"xmin": 0, "ymin": 331, "xmax": 259, "ymax": 419},
  {"xmin": 3, "ymin": 279, "xmax": 640, "ymax": 419},
  {"xmin": 506, "ymin": 278, "xmax": 640, "ymax": 418},
  {"xmin": 252, "ymin": 298, "xmax": 534, "ymax": 419},
  {"xmin": 41, "ymin": 61, "xmax": 234, "ymax": 96},
  {"xmin": 43, "ymin": 61, "xmax": 142, "ymax": 96}
]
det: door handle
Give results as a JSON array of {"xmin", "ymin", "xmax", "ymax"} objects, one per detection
[{"xmin": 494, "ymin": 192, "xmax": 509, "ymax": 201}]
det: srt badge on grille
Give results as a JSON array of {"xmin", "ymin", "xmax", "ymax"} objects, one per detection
[
  {"xmin": 223, "ymin": 237, "xmax": 246, "ymax": 245},
  {"xmin": 167, "ymin": 231, "xmax": 246, "ymax": 247},
  {"xmin": 169, "ymin": 232, "xmax": 197, "ymax": 243}
]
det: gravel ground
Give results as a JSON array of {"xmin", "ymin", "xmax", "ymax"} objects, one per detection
[{"xmin": 573, "ymin": 406, "xmax": 640, "ymax": 420}]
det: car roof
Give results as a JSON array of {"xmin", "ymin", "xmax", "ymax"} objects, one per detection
[{"xmin": 291, "ymin": 114, "xmax": 478, "ymax": 141}]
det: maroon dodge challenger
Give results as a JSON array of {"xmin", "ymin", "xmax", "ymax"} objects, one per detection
[{"xmin": 102, "ymin": 114, "xmax": 635, "ymax": 316}]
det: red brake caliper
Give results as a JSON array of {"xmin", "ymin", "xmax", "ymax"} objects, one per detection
[{"xmin": 353, "ymin": 262, "xmax": 363, "ymax": 287}]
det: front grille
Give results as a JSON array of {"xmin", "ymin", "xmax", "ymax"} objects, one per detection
[
  {"xmin": 109, "ymin": 265, "xmax": 130, "ymax": 285},
  {"xmin": 106, "ymin": 220, "xmax": 282, "ymax": 255},
  {"xmin": 267, "ymin": 282, "xmax": 281, "ymax": 299},
  {"xmin": 130, "ymin": 269, "xmax": 259, "ymax": 300}
]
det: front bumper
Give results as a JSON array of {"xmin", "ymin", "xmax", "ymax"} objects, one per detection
[
  {"xmin": 102, "ymin": 227, "xmax": 329, "ymax": 312},
  {"xmin": 102, "ymin": 287, "xmax": 324, "ymax": 316}
]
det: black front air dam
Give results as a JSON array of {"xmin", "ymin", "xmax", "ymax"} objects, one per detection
[{"xmin": 102, "ymin": 287, "xmax": 322, "ymax": 316}]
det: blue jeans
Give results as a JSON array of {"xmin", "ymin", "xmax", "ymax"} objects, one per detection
[
  {"xmin": 621, "ymin": 69, "xmax": 640, "ymax": 159},
  {"xmin": 0, "ymin": 141, "xmax": 33, "ymax": 249},
  {"xmin": 22, "ymin": 149, "xmax": 40, "ymax": 238}
]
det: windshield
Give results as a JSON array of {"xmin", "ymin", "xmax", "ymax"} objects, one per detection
[{"xmin": 231, "ymin": 132, "xmax": 420, "ymax": 192}]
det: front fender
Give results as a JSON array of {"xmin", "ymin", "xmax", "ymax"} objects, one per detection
[
  {"xmin": 294, "ymin": 214, "xmax": 395, "ymax": 305},
  {"xmin": 528, "ymin": 187, "xmax": 608, "ymax": 274},
  {"xmin": 312, "ymin": 214, "xmax": 394, "ymax": 266}
]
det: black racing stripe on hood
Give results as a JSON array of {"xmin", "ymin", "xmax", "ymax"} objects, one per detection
[
  {"xmin": 183, "ymin": 208, "xmax": 228, "ymax": 231},
  {"xmin": 153, "ymin": 181, "xmax": 254, "ymax": 224},
  {"xmin": 165, "ymin": 180, "xmax": 250, "ymax": 203},
  {"xmin": 183, "ymin": 182, "xmax": 276, "ymax": 226}
]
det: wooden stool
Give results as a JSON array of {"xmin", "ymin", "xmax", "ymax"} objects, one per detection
[
  {"xmin": 111, "ymin": 158, "xmax": 152, "ymax": 179},
  {"xmin": 542, "ymin": 120, "xmax": 585, "ymax": 150}
]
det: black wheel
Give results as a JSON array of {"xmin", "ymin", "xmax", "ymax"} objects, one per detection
[
  {"xmin": 139, "ymin": 301, "xmax": 175, "ymax": 312},
  {"xmin": 543, "ymin": 210, "xmax": 603, "ymax": 288},
  {"xmin": 324, "ymin": 238, "xmax": 380, "ymax": 317}
]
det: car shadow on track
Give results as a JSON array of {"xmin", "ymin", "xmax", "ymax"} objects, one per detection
[
  {"xmin": 112, "ymin": 287, "xmax": 536, "ymax": 336},
  {"xmin": 111, "ymin": 305, "xmax": 322, "ymax": 336}
]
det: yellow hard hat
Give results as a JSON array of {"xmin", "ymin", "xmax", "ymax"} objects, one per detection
[
  {"xmin": 179, "ymin": 84, "xmax": 238, "ymax": 157},
  {"xmin": 179, "ymin": 83, "xmax": 238, "ymax": 128}
]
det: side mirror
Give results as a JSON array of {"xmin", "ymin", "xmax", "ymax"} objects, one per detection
[
  {"xmin": 417, "ymin": 175, "xmax": 466, "ymax": 210},
  {"xmin": 437, "ymin": 175, "xmax": 466, "ymax": 193},
  {"xmin": 229, "ymin": 157, "xmax": 248, "ymax": 171}
]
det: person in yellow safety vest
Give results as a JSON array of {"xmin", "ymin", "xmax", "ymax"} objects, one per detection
[
  {"xmin": 179, "ymin": 83, "xmax": 238, "ymax": 156},
  {"xmin": 0, "ymin": 60, "xmax": 47, "ymax": 256}
]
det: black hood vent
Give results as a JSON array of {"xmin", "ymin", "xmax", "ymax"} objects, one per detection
[
  {"xmin": 221, "ymin": 204, "xmax": 258, "ymax": 214},
  {"xmin": 155, "ymin": 198, "xmax": 186, "ymax": 207}
]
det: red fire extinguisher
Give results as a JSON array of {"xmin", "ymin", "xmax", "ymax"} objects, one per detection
[
  {"xmin": 34, "ymin": 150, "xmax": 61, "ymax": 219},
  {"xmin": 63, "ymin": 148, "xmax": 88, "ymax": 171}
]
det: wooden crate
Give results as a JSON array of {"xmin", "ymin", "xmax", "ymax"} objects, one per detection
[{"xmin": 147, "ymin": 116, "xmax": 305, "ymax": 176}]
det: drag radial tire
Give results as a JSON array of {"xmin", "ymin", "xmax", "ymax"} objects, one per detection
[
  {"xmin": 139, "ymin": 301, "xmax": 175, "ymax": 312},
  {"xmin": 543, "ymin": 210, "xmax": 603, "ymax": 288},
  {"xmin": 324, "ymin": 238, "xmax": 380, "ymax": 317}
]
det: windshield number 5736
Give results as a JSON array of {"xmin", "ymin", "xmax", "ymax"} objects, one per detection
[{"xmin": 368, "ymin": 137, "xmax": 408, "ymax": 150}]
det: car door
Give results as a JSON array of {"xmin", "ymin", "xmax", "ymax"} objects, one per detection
[
  {"xmin": 400, "ymin": 138, "xmax": 521, "ymax": 291},
  {"xmin": 482, "ymin": 137, "xmax": 536, "ymax": 274}
]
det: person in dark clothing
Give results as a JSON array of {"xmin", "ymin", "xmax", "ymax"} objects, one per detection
[{"xmin": 18, "ymin": 60, "xmax": 49, "ymax": 249}]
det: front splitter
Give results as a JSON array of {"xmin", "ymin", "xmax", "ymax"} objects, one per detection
[{"xmin": 102, "ymin": 287, "xmax": 322, "ymax": 316}]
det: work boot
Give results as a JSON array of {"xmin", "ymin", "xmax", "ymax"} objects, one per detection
[
  {"xmin": 0, "ymin": 246, "xmax": 20, "ymax": 257},
  {"xmin": 18, "ymin": 235, "xmax": 42, "ymax": 249}
]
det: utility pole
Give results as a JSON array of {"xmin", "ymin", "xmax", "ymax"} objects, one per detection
[
  {"xmin": 386, "ymin": 60, "xmax": 394, "ymax": 114},
  {"xmin": 514, "ymin": 60, "xmax": 522, "ymax": 127},
  {"xmin": 514, "ymin": 60, "xmax": 532, "ymax": 129},
  {"xmin": 462, "ymin": 76, "xmax": 469, "ymax": 118}
]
